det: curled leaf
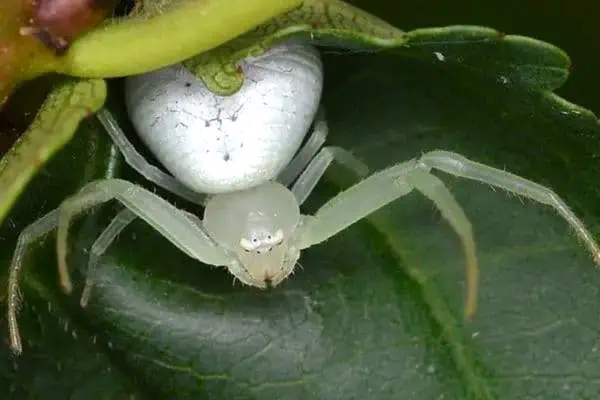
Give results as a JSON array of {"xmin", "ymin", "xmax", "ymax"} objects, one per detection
[
  {"xmin": 184, "ymin": 1, "xmax": 570, "ymax": 94},
  {"xmin": 54, "ymin": 0, "xmax": 303, "ymax": 78}
]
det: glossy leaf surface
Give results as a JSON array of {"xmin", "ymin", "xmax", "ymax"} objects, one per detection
[{"xmin": 2, "ymin": 26, "xmax": 600, "ymax": 397}]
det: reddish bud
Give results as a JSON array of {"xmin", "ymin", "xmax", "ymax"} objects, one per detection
[{"xmin": 21, "ymin": 0, "xmax": 119, "ymax": 54}]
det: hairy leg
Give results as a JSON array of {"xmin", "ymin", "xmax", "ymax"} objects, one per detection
[
  {"xmin": 299, "ymin": 150, "xmax": 600, "ymax": 319},
  {"xmin": 80, "ymin": 208, "xmax": 137, "ymax": 308},
  {"xmin": 406, "ymin": 169, "xmax": 478, "ymax": 319},
  {"xmin": 420, "ymin": 150, "xmax": 600, "ymax": 264},
  {"xmin": 56, "ymin": 179, "xmax": 233, "ymax": 294},
  {"xmin": 298, "ymin": 159, "xmax": 476, "ymax": 319},
  {"xmin": 7, "ymin": 209, "xmax": 59, "ymax": 354}
]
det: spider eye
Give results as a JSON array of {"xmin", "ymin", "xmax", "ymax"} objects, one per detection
[{"xmin": 240, "ymin": 237, "xmax": 255, "ymax": 251}]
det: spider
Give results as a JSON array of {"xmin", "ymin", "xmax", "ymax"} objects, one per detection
[{"xmin": 6, "ymin": 40, "xmax": 600, "ymax": 355}]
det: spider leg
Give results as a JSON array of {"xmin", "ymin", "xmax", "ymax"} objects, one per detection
[
  {"xmin": 7, "ymin": 209, "xmax": 60, "ymax": 354},
  {"xmin": 406, "ymin": 168, "xmax": 478, "ymax": 320},
  {"xmin": 297, "ymin": 159, "xmax": 478, "ymax": 319},
  {"xmin": 57, "ymin": 178, "xmax": 233, "ymax": 295},
  {"xmin": 420, "ymin": 150, "xmax": 600, "ymax": 264},
  {"xmin": 96, "ymin": 109, "xmax": 206, "ymax": 205},
  {"xmin": 81, "ymin": 205, "xmax": 205, "ymax": 308},
  {"xmin": 7, "ymin": 183, "xmax": 113, "ymax": 354},
  {"xmin": 277, "ymin": 106, "xmax": 329, "ymax": 187},
  {"xmin": 80, "ymin": 208, "xmax": 137, "ymax": 308},
  {"xmin": 81, "ymin": 206, "xmax": 205, "ymax": 307},
  {"xmin": 290, "ymin": 145, "xmax": 369, "ymax": 206}
]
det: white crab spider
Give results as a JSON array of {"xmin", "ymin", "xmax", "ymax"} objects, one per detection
[{"xmin": 6, "ymin": 41, "xmax": 600, "ymax": 356}]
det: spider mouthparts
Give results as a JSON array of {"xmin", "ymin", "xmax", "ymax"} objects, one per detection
[{"xmin": 263, "ymin": 273, "xmax": 274, "ymax": 289}]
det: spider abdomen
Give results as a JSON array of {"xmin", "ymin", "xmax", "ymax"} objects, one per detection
[{"xmin": 124, "ymin": 41, "xmax": 324, "ymax": 194}]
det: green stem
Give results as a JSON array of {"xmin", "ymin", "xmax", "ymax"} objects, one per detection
[{"xmin": 52, "ymin": 0, "xmax": 302, "ymax": 78}]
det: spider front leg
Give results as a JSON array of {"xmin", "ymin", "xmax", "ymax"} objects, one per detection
[
  {"xmin": 80, "ymin": 206, "xmax": 209, "ymax": 307},
  {"xmin": 299, "ymin": 150, "xmax": 600, "ymax": 320},
  {"xmin": 56, "ymin": 179, "xmax": 234, "ymax": 294},
  {"xmin": 419, "ymin": 150, "xmax": 600, "ymax": 264},
  {"xmin": 297, "ymin": 159, "xmax": 478, "ymax": 319},
  {"xmin": 7, "ymin": 183, "xmax": 120, "ymax": 353}
]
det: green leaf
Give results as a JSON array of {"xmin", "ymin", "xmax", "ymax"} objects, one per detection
[
  {"xmin": 4, "ymin": 49, "xmax": 600, "ymax": 399},
  {"xmin": 3, "ymin": 19, "xmax": 600, "ymax": 400},
  {"xmin": 0, "ymin": 116, "xmax": 138, "ymax": 397},
  {"xmin": 186, "ymin": 0, "xmax": 568, "ymax": 94},
  {"xmin": 0, "ymin": 79, "xmax": 107, "ymax": 226},
  {"xmin": 52, "ymin": 0, "xmax": 302, "ymax": 78}
]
